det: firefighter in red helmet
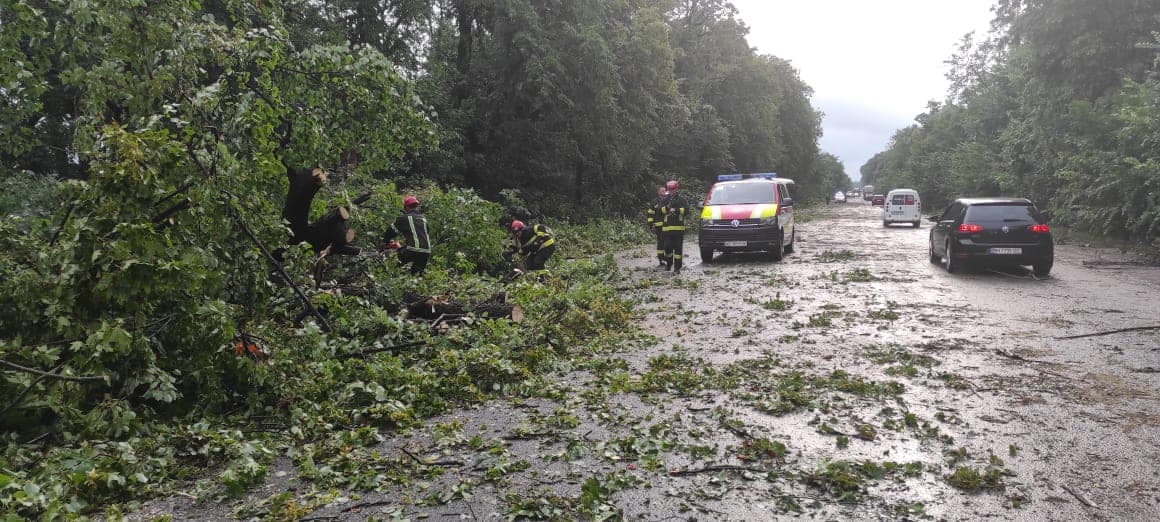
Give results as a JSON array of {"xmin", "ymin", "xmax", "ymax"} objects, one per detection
[
  {"xmin": 383, "ymin": 195, "xmax": 431, "ymax": 274},
  {"xmin": 507, "ymin": 219, "xmax": 556, "ymax": 270},
  {"xmin": 659, "ymin": 180, "xmax": 687, "ymax": 273}
]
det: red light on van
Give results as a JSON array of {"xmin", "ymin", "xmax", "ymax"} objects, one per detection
[
  {"xmin": 1029, "ymin": 224, "xmax": 1050, "ymax": 233},
  {"xmin": 958, "ymin": 224, "xmax": 983, "ymax": 233}
]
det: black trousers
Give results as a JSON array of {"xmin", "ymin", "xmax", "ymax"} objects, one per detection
[
  {"xmin": 398, "ymin": 248, "xmax": 430, "ymax": 275},
  {"xmin": 526, "ymin": 244, "xmax": 555, "ymax": 270},
  {"xmin": 661, "ymin": 231, "xmax": 683, "ymax": 270},
  {"xmin": 655, "ymin": 228, "xmax": 665, "ymax": 262}
]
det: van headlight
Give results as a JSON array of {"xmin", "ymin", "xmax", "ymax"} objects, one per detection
[{"xmin": 760, "ymin": 216, "xmax": 778, "ymax": 226}]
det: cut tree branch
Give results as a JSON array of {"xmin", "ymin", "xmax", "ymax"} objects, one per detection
[
  {"xmin": 225, "ymin": 194, "xmax": 332, "ymax": 333},
  {"xmin": 0, "ymin": 359, "xmax": 105, "ymax": 382},
  {"xmin": 337, "ymin": 341, "xmax": 426, "ymax": 359}
]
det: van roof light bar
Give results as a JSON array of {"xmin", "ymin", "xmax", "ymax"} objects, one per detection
[{"xmin": 717, "ymin": 172, "xmax": 778, "ymax": 181}]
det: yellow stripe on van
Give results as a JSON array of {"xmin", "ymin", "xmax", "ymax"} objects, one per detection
[
  {"xmin": 702, "ymin": 206, "xmax": 722, "ymax": 219},
  {"xmin": 749, "ymin": 204, "xmax": 777, "ymax": 218}
]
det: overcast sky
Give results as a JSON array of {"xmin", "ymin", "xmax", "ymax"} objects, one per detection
[{"xmin": 728, "ymin": 0, "xmax": 997, "ymax": 184}]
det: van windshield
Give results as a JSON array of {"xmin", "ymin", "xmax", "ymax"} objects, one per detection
[{"xmin": 707, "ymin": 183, "xmax": 776, "ymax": 205}]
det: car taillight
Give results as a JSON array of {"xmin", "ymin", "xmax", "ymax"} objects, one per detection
[
  {"xmin": 1029, "ymin": 224, "xmax": 1049, "ymax": 233},
  {"xmin": 958, "ymin": 224, "xmax": 983, "ymax": 233}
]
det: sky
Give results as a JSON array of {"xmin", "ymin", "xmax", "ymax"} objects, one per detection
[{"xmin": 728, "ymin": 0, "xmax": 997, "ymax": 184}]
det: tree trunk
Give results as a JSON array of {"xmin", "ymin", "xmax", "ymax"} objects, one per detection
[{"xmin": 282, "ymin": 167, "xmax": 359, "ymax": 255}]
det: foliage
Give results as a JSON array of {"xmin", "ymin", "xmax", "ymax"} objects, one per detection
[{"xmin": 417, "ymin": 0, "xmax": 825, "ymax": 216}]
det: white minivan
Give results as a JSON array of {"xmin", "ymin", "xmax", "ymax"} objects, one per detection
[{"xmin": 883, "ymin": 189, "xmax": 922, "ymax": 228}]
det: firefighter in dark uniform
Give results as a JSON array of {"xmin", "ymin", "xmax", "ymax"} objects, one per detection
[
  {"xmin": 660, "ymin": 180, "xmax": 687, "ymax": 273},
  {"xmin": 647, "ymin": 185, "xmax": 667, "ymax": 267},
  {"xmin": 383, "ymin": 195, "xmax": 431, "ymax": 274},
  {"xmin": 509, "ymin": 220, "xmax": 555, "ymax": 270}
]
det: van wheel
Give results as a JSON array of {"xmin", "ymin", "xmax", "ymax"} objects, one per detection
[
  {"xmin": 770, "ymin": 232, "xmax": 784, "ymax": 261},
  {"xmin": 883, "ymin": 221, "xmax": 890, "ymax": 228},
  {"xmin": 912, "ymin": 221, "xmax": 920, "ymax": 228},
  {"xmin": 783, "ymin": 231, "xmax": 795, "ymax": 254},
  {"xmin": 700, "ymin": 246, "xmax": 714, "ymax": 263}
]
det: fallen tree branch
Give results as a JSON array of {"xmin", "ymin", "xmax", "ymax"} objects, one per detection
[
  {"xmin": 1062, "ymin": 484, "xmax": 1098, "ymax": 508},
  {"xmin": 0, "ymin": 359, "xmax": 105, "ymax": 382},
  {"xmin": 667, "ymin": 464, "xmax": 774, "ymax": 476},
  {"xmin": 1055, "ymin": 325, "xmax": 1160, "ymax": 340},
  {"xmin": 49, "ymin": 204, "xmax": 75, "ymax": 247},
  {"xmin": 992, "ymin": 350, "xmax": 1080, "ymax": 381},
  {"xmin": 226, "ymin": 194, "xmax": 332, "ymax": 333},
  {"xmin": 337, "ymin": 341, "xmax": 426, "ymax": 359},
  {"xmin": 400, "ymin": 447, "xmax": 463, "ymax": 467}
]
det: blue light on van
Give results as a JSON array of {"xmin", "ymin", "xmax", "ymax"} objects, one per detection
[{"xmin": 717, "ymin": 172, "xmax": 777, "ymax": 181}]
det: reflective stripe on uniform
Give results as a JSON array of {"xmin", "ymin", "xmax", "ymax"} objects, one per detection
[{"xmin": 406, "ymin": 215, "xmax": 431, "ymax": 253}]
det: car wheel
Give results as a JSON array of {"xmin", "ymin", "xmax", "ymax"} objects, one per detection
[
  {"xmin": 943, "ymin": 239, "xmax": 959, "ymax": 273},
  {"xmin": 912, "ymin": 221, "xmax": 920, "ymax": 228},
  {"xmin": 700, "ymin": 246, "xmax": 714, "ymax": 263},
  {"xmin": 883, "ymin": 220, "xmax": 890, "ymax": 228},
  {"xmin": 784, "ymin": 230, "xmax": 795, "ymax": 254},
  {"xmin": 929, "ymin": 239, "xmax": 940, "ymax": 264},
  {"xmin": 770, "ymin": 231, "xmax": 784, "ymax": 261},
  {"xmin": 1033, "ymin": 259, "xmax": 1053, "ymax": 277}
]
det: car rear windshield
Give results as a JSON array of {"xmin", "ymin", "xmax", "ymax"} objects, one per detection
[
  {"xmin": 964, "ymin": 204, "xmax": 1039, "ymax": 222},
  {"xmin": 891, "ymin": 194, "xmax": 916, "ymax": 205},
  {"xmin": 707, "ymin": 183, "xmax": 776, "ymax": 205}
]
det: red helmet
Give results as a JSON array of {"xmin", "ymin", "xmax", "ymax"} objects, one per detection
[
  {"xmin": 403, "ymin": 195, "xmax": 420, "ymax": 208},
  {"xmin": 665, "ymin": 180, "xmax": 679, "ymax": 191},
  {"xmin": 510, "ymin": 220, "xmax": 525, "ymax": 231}
]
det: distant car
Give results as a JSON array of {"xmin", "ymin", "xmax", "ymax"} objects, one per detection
[
  {"xmin": 871, "ymin": 194, "xmax": 885, "ymax": 206},
  {"xmin": 847, "ymin": 190, "xmax": 859, "ymax": 199},
  {"xmin": 883, "ymin": 188, "xmax": 921, "ymax": 228},
  {"xmin": 928, "ymin": 197, "xmax": 1054, "ymax": 276},
  {"xmin": 833, "ymin": 191, "xmax": 846, "ymax": 203}
]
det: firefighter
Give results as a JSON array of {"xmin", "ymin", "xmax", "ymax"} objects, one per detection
[
  {"xmin": 659, "ymin": 180, "xmax": 687, "ymax": 273},
  {"xmin": 646, "ymin": 185, "xmax": 667, "ymax": 267},
  {"xmin": 383, "ymin": 195, "xmax": 431, "ymax": 275},
  {"xmin": 508, "ymin": 220, "xmax": 556, "ymax": 270}
]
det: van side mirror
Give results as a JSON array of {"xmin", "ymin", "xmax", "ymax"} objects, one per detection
[{"xmin": 782, "ymin": 197, "xmax": 793, "ymax": 207}]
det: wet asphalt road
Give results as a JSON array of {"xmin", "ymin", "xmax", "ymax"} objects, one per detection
[
  {"xmin": 626, "ymin": 202, "xmax": 1160, "ymax": 520},
  {"xmin": 131, "ymin": 202, "xmax": 1160, "ymax": 521}
]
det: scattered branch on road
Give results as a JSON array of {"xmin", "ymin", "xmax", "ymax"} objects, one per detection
[
  {"xmin": 667, "ymin": 464, "xmax": 774, "ymax": 476},
  {"xmin": 1055, "ymin": 325, "xmax": 1160, "ymax": 340},
  {"xmin": 1062, "ymin": 484, "xmax": 1098, "ymax": 508},
  {"xmin": 993, "ymin": 350, "xmax": 1078, "ymax": 381},
  {"xmin": 400, "ymin": 447, "xmax": 463, "ymax": 467}
]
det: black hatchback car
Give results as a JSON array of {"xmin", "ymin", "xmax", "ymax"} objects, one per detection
[{"xmin": 928, "ymin": 198, "xmax": 1054, "ymax": 276}]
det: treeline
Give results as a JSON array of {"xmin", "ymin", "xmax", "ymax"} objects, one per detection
[
  {"xmin": 1, "ymin": 0, "xmax": 847, "ymax": 218},
  {"xmin": 860, "ymin": 0, "xmax": 1160, "ymax": 247}
]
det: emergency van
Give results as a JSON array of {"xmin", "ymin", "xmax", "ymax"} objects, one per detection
[{"xmin": 698, "ymin": 173, "xmax": 795, "ymax": 262}]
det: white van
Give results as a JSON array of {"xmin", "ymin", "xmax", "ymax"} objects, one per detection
[{"xmin": 883, "ymin": 189, "xmax": 922, "ymax": 227}]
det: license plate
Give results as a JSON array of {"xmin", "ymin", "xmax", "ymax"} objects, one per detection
[
  {"xmin": 989, "ymin": 247, "xmax": 1022, "ymax": 255},
  {"xmin": 724, "ymin": 241, "xmax": 747, "ymax": 247}
]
